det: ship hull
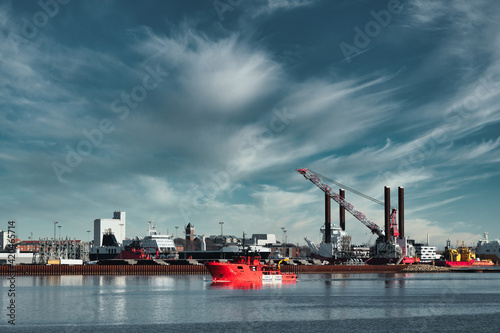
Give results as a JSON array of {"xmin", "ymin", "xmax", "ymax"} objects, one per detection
[
  {"xmin": 205, "ymin": 256, "xmax": 296, "ymax": 283},
  {"xmin": 475, "ymin": 254, "xmax": 500, "ymax": 263},
  {"xmin": 310, "ymin": 253, "xmax": 369, "ymax": 264},
  {"xmin": 367, "ymin": 257, "xmax": 418, "ymax": 265},
  {"xmin": 435, "ymin": 260, "xmax": 495, "ymax": 267},
  {"xmin": 310, "ymin": 253, "xmax": 416, "ymax": 265}
]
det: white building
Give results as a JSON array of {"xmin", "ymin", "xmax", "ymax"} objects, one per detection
[
  {"xmin": 93, "ymin": 211, "xmax": 126, "ymax": 247},
  {"xmin": 251, "ymin": 234, "xmax": 278, "ymax": 246},
  {"xmin": 0, "ymin": 230, "xmax": 8, "ymax": 251},
  {"xmin": 414, "ymin": 244, "xmax": 441, "ymax": 262},
  {"xmin": 0, "ymin": 248, "xmax": 34, "ymax": 265}
]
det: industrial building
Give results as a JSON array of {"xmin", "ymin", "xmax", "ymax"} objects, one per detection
[
  {"xmin": 0, "ymin": 230, "xmax": 8, "ymax": 251},
  {"xmin": 0, "ymin": 248, "xmax": 34, "ymax": 265},
  {"xmin": 94, "ymin": 211, "xmax": 126, "ymax": 246},
  {"xmin": 414, "ymin": 244, "xmax": 441, "ymax": 262},
  {"xmin": 251, "ymin": 234, "xmax": 278, "ymax": 246}
]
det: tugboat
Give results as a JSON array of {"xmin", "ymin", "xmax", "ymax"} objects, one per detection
[
  {"xmin": 205, "ymin": 254, "xmax": 297, "ymax": 283},
  {"xmin": 435, "ymin": 240, "xmax": 494, "ymax": 267}
]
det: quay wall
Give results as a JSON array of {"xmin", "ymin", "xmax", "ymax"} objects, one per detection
[
  {"xmin": 0, "ymin": 264, "xmax": 209, "ymax": 275},
  {"xmin": 0, "ymin": 263, "xmax": 405, "ymax": 276},
  {"xmin": 1, "ymin": 263, "xmax": 497, "ymax": 276}
]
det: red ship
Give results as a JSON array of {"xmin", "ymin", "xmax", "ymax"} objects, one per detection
[
  {"xmin": 435, "ymin": 240, "xmax": 495, "ymax": 267},
  {"xmin": 205, "ymin": 255, "xmax": 297, "ymax": 283}
]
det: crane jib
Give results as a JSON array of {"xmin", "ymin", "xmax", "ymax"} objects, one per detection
[{"xmin": 297, "ymin": 168, "xmax": 385, "ymax": 237}]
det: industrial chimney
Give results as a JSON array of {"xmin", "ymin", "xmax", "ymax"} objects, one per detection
[
  {"xmin": 384, "ymin": 186, "xmax": 391, "ymax": 243},
  {"xmin": 339, "ymin": 189, "xmax": 345, "ymax": 231},
  {"xmin": 325, "ymin": 193, "xmax": 331, "ymax": 243},
  {"xmin": 398, "ymin": 187, "xmax": 404, "ymax": 239}
]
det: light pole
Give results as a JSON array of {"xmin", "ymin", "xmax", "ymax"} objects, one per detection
[
  {"xmin": 87, "ymin": 230, "xmax": 91, "ymax": 243},
  {"xmin": 219, "ymin": 221, "xmax": 224, "ymax": 236},
  {"xmin": 281, "ymin": 227, "xmax": 285, "ymax": 244},
  {"xmin": 58, "ymin": 225, "xmax": 61, "ymax": 240},
  {"xmin": 175, "ymin": 226, "xmax": 179, "ymax": 238},
  {"xmin": 53, "ymin": 221, "xmax": 58, "ymax": 241}
]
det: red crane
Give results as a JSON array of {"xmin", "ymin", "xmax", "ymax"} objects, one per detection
[{"xmin": 297, "ymin": 168, "xmax": 399, "ymax": 238}]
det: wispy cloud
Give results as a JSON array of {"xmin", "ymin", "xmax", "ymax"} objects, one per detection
[
  {"xmin": 251, "ymin": 0, "xmax": 318, "ymax": 17},
  {"xmin": 1, "ymin": 1, "xmax": 500, "ymax": 245}
]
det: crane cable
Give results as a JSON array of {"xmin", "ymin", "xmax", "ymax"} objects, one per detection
[{"xmin": 310, "ymin": 170, "xmax": 390, "ymax": 208}]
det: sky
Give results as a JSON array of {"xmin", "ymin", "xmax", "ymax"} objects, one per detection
[{"xmin": 1, "ymin": 0, "xmax": 499, "ymax": 249}]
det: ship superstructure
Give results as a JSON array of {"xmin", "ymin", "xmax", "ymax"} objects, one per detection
[
  {"xmin": 124, "ymin": 222, "xmax": 178, "ymax": 259},
  {"xmin": 89, "ymin": 229, "xmax": 122, "ymax": 261},
  {"xmin": 304, "ymin": 223, "xmax": 359, "ymax": 263},
  {"xmin": 476, "ymin": 233, "xmax": 500, "ymax": 263}
]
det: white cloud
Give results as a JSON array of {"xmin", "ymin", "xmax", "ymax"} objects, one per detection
[
  {"xmin": 138, "ymin": 30, "xmax": 282, "ymax": 112},
  {"xmin": 252, "ymin": 0, "xmax": 317, "ymax": 17},
  {"xmin": 407, "ymin": 0, "xmax": 447, "ymax": 25}
]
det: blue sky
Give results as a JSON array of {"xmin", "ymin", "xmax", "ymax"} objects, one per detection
[{"xmin": 1, "ymin": 0, "xmax": 499, "ymax": 248}]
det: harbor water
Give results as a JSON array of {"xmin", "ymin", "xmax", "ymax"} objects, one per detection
[{"xmin": 2, "ymin": 273, "xmax": 500, "ymax": 332}]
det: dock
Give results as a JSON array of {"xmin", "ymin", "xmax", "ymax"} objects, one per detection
[{"xmin": 1, "ymin": 261, "xmax": 498, "ymax": 276}]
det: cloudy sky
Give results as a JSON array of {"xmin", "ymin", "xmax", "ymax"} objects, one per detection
[{"xmin": 1, "ymin": 0, "xmax": 499, "ymax": 248}]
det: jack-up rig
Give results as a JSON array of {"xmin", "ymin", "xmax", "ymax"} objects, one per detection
[{"xmin": 297, "ymin": 169, "xmax": 417, "ymax": 265}]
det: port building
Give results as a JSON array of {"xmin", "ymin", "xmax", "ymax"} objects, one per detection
[
  {"xmin": 0, "ymin": 230, "xmax": 8, "ymax": 251},
  {"xmin": 414, "ymin": 244, "xmax": 441, "ymax": 262},
  {"xmin": 251, "ymin": 234, "xmax": 278, "ymax": 246},
  {"xmin": 94, "ymin": 211, "xmax": 126, "ymax": 246}
]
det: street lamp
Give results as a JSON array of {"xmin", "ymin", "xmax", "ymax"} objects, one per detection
[
  {"xmin": 175, "ymin": 226, "xmax": 179, "ymax": 238},
  {"xmin": 53, "ymin": 221, "xmax": 58, "ymax": 241},
  {"xmin": 219, "ymin": 221, "xmax": 224, "ymax": 236},
  {"xmin": 58, "ymin": 225, "xmax": 61, "ymax": 240},
  {"xmin": 87, "ymin": 230, "xmax": 91, "ymax": 242},
  {"xmin": 281, "ymin": 227, "xmax": 285, "ymax": 243}
]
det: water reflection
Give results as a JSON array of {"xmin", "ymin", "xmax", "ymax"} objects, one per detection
[
  {"xmin": 8, "ymin": 273, "xmax": 500, "ymax": 328},
  {"xmin": 209, "ymin": 282, "xmax": 265, "ymax": 289},
  {"xmin": 384, "ymin": 274, "xmax": 410, "ymax": 288},
  {"xmin": 208, "ymin": 280, "xmax": 300, "ymax": 289},
  {"xmin": 30, "ymin": 275, "xmax": 85, "ymax": 287}
]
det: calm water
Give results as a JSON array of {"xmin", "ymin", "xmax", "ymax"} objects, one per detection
[{"xmin": 2, "ymin": 273, "xmax": 500, "ymax": 332}]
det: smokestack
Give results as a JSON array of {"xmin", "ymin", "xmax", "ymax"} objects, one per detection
[
  {"xmin": 339, "ymin": 189, "xmax": 345, "ymax": 231},
  {"xmin": 398, "ymin": 187, "xmax": 404, "ymax": 239},
  {"xmin": 325, "ymin": 193, "xmax": 331, "ymax": 243},
  {"xmin": 385, "ymin": 186, "xmax": 391, "ymax": 243}
]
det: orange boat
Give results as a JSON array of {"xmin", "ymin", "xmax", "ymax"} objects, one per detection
[{"xmin": 205, "ymin": 255, "xmax": 297, "ymax": 283}]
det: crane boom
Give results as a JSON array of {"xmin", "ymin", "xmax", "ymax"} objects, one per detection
[{"xmin": 297, "ymin": 168, "xmax": 385, "ymax": 237}]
